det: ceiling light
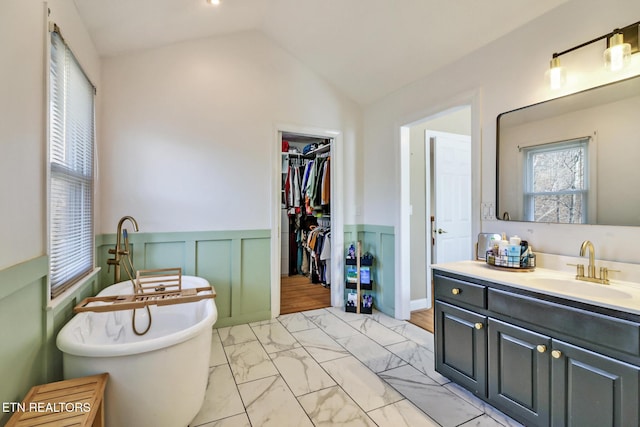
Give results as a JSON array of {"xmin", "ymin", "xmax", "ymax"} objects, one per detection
[
  {"xmin": 206, "ymin": 0, "xmax": 221, "ymax": 5},
  {"xmin": 604, "ymin": 32, "xmax": 631, "ymax": 71},
  {"xmin": 545, "ymin": 20, "xmax": 639, "ymax": 89}
]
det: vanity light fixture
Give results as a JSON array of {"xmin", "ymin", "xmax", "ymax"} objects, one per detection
[
  {"xmin": 546, "ymin": 55, "xmax": 566, "ymax": 90},
  {"xmin": 547, "ymin": 20, "xmax": 639, "ymax": 89},
  {"xmin": 604, "ymin": 32, "xmax": 632, "ymax": 71}
]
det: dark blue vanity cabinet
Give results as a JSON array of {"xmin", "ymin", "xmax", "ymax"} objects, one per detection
[
  {"xmin": 488, "ymin": 318, "xmax": 551, "ymax": 426},
  {"xmin": 434, "ymin": 278, "xmax": 487, "ymax": 396},
  {"xmin": 433, "ymin": 269, "xmax": 640, "ymax": 427}
]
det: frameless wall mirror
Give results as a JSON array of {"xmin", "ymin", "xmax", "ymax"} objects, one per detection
[{"xmin": 497, "ymin": 74, "xmax": 640, "ymax": 226}]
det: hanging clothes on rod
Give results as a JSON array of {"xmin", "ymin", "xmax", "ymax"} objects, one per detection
[
  {"xmin": 304, "ymin": 153, "xmax": 330, "ymax": 217},
  {"xmin": 282, "ymin": 138, "xmax": 331, "ymax": 281},
  {"xmin": 305, "ymin": 222, "xmax": 331, "ymax": 287}
]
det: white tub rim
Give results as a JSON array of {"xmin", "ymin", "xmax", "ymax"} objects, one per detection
[{"xmin": 56, "ymin": 275, "xmax": 216, "ymax": 358}]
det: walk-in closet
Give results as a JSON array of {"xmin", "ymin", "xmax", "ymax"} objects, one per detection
[{"xmin": 280, "ymin": 132, "xmax": 332, "ymax": 314}]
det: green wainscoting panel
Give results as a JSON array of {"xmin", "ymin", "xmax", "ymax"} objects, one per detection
[
  {"xmin": 196, "ymin": 239, "xmax": 233, "ymax": 320},
  {"xmin": 143, "ymin": 241, "xmax": 187, "ymax": 271},
  {"xmin": 0, "ymin": 275, "xmax": 45, "ymax": 413},
  {"xmin": 238, "ymin": 238, "xmax": 271, "ymax": 316},
  {"xmin": 0, "ymin": 256, "xmax": 101, "ymax": 426},
  {"xmin": 97, "ymin": 229, "xmax": 271, "ymax": 327},
  {"xmin": 0, "ymin": 255, "xmax": 48, "ymax": 301},
  {"xmin": 44, "ymin": 269, "xmax": 100, "ymax": 391},
  {"xmin": 377, "ymin": 231, "xmax": 396, "ymax": 316},
  {"xmin": 343, "ymin": 225, "xmax": 395, "ymax": 317},
  {"xmin": 0, "ymin": 257, "xmax": 47, "ymax": 426}
]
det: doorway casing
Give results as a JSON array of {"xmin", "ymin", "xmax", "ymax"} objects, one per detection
[
  {"xmin": 396, "ymin": 89, "xmax": 482, "ymax": 320},
  {"xmin": 271, "ymin": 124, "xmax": 344, "ymax": 317}
]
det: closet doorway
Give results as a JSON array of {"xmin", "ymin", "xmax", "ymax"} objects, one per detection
[{"xmin": 279, "ymin": 132, "xmax": 333, "ymax": 315}]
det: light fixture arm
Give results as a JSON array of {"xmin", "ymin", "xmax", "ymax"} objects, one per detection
[
  {"xmin": 546, "ymin": 20, "xmax": 639, "ymax": 89},
  {"xmin": 553, "ymin": 33, "xmax": 609, "ymax": 59},
  {"xmin": 552, "ymin": 21, "xmax": 639, "ymax": 60}
]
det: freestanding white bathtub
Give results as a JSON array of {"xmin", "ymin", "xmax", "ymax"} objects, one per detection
[{"xmin": 56, "ymin": 276, "xmax": 217, "ymax": 427}]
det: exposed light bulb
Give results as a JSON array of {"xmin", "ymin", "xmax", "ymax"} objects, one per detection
[
  {"xmin": 546, "ymin": 56, "xmax": 566, "ymax": 90},
  {"xmin": 604, "ymin": 33, "xmax": 631, "ymax": 71}
]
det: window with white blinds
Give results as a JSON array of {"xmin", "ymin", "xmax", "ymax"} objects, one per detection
[
  {"xmin": 522, "ymin": 137, "xmax": 589, "ymax": 224},
  {"xmin": 49, "ymin": 28, "xmax": 95, "ymax": 299}
]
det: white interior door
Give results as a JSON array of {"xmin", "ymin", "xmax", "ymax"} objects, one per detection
[{"xmin": 431, "ymin": 131, "xmax": 472, "ymax": 264}]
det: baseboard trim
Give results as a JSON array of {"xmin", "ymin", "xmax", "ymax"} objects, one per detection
[{"xmin": 410, "ymin": 298, "xmax": 431, "ymax": 311}]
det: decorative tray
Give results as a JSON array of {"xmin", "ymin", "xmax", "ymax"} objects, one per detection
[
  {"xmin": 74, "ymin": 287, "xmax": 216, "ymax": 313},
  {"xmin": 485, "ymin": 250, "xmax": 536, "ymax": 272},
  {"xmin": 73, "ymin": 268, "xmax": 216, "ymax": 313}
]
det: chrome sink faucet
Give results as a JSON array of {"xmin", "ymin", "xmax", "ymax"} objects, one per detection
[{"xmin": 575, "ymin": 240, "xmax": 617, "ymax": 285}]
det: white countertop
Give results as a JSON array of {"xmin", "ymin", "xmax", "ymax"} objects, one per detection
[{"xmin": 432, "ymin": 260, "xmax": 640, "ymax": 316}]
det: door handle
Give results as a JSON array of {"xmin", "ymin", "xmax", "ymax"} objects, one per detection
[{"xmin": 437, "ymin": 228, "xmax": 448, "ymax": 234}]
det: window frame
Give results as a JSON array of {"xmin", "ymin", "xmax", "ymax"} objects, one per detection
[
  {"xmin": 522, "ymin": 137, "xmax": 590, "ymax": 224},
  {"xmin": 47, "ymin": 24, "xmax": 97, "ymax": 300}
]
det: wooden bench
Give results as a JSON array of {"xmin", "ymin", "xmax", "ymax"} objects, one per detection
[{"xmin": 6, "ymin": 373, "xmax": 108, "ymax": 427}]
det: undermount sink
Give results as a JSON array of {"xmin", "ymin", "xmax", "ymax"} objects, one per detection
[{"xmin": 522, "ymin": 277, "xmax": 633, "ymax": 300}]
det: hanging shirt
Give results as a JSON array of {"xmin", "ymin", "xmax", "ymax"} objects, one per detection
[
  {"xmin": 321, "ymin": 156, "xmax": 330, "ymax": 206},
  {"xmin": 311, "ymin": 157, "xmax": 325, "ymax": 211},
  {"xmin": 301, "ymin": 160, "xmax": 313, "ymax": 193},
  {"xmin": 284, "ymin": 166, "xmax": 291, "ymax": 207},
  {"xmin": 306, "ymin": 158, "xmax": 320, "ymax": 202},
  {"xmin": 292, "ymin": 166, "xmax": 301, "ymax": 212}
]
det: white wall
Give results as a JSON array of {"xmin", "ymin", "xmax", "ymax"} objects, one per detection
[
  {"xmin": 0, "ymin": 0, "xmax": 99, "ymax": 271},
  {"xmin": 364, "ymin": 0, "xmax": 640, "ymax": 264},
  {"xmin": 99, "ymin": 31, "xmax": 361, "ymax": 233},
  {"xmin": 0, "ymin": 1, "xmax": 46, "ymax": 270}
]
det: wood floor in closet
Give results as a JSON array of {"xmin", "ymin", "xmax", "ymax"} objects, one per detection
[
  {"xmin": 280, "ymin": 275, "xmax": 434, "ymax": 334},
  {"xmin": 280, "ymin": 275, "xmax": 331, "ymax": 315}
]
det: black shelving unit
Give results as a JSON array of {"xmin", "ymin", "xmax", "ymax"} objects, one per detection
[{"xmin": 345, "ymin": 241, "xmax": 374, "ymax": 314}]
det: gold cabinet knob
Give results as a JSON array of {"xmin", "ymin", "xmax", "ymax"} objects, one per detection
[
  {"xmin": 474, "ymin": 323, "xmax": 483, "ymax": 330},
  {"xmin": 451, "ymin": 288, "xmax": 461, "ymax": 295},
  {"xmin": 551, "ymin": 350, "xmax": 562, "ymax": 359},
  {"xmin": 536, "ymin": 345, "xmax": 547, "ymax": 353}
]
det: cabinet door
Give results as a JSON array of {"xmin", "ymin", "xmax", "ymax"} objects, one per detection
[
  {"xmin": 488, "ymin": 318, "xmax": 551, "ymax": 427},
  {"xmin": 551, "ymin": 340, "xmax": 640, "ymax": 427},
  {"xmin": 435, "ymin": 301, "xmax": 487, "ymax": 396}
]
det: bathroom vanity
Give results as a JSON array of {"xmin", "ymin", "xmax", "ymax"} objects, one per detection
[{"xmin": 432, "ymin": 261, "xmax": 640, "ymax": 427}]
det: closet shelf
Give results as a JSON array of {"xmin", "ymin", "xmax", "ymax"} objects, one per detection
[
  {"xmin": 282, "ymin": 144, "xmax": 330, "ymax": 159},
  {"xmin": 306, "ymin": 144, "xmax": 330, "ymax": 157}
]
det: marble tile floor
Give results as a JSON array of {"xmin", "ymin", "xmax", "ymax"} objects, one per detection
[{"xmin": 190, "ymin": 307, "xmax": 524, "ymax": 427}]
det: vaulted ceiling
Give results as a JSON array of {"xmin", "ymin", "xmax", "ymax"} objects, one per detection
[{"xmin": 73, "ymin": 0, "xmax": 568, "ymax": 105}]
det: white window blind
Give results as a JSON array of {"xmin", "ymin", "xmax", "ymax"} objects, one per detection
[{"xmin": 49, "ymin": 28, "xmax": 95, "ymax": 299}]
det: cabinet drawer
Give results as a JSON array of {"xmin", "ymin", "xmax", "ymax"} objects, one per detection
[
  {"xmin": 489, "ymin": 289, "xmax": 640, "ymax": 357},
  {"xmin": 435, "ymin": 275, "xmax": 486, "ymax": 308}
]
